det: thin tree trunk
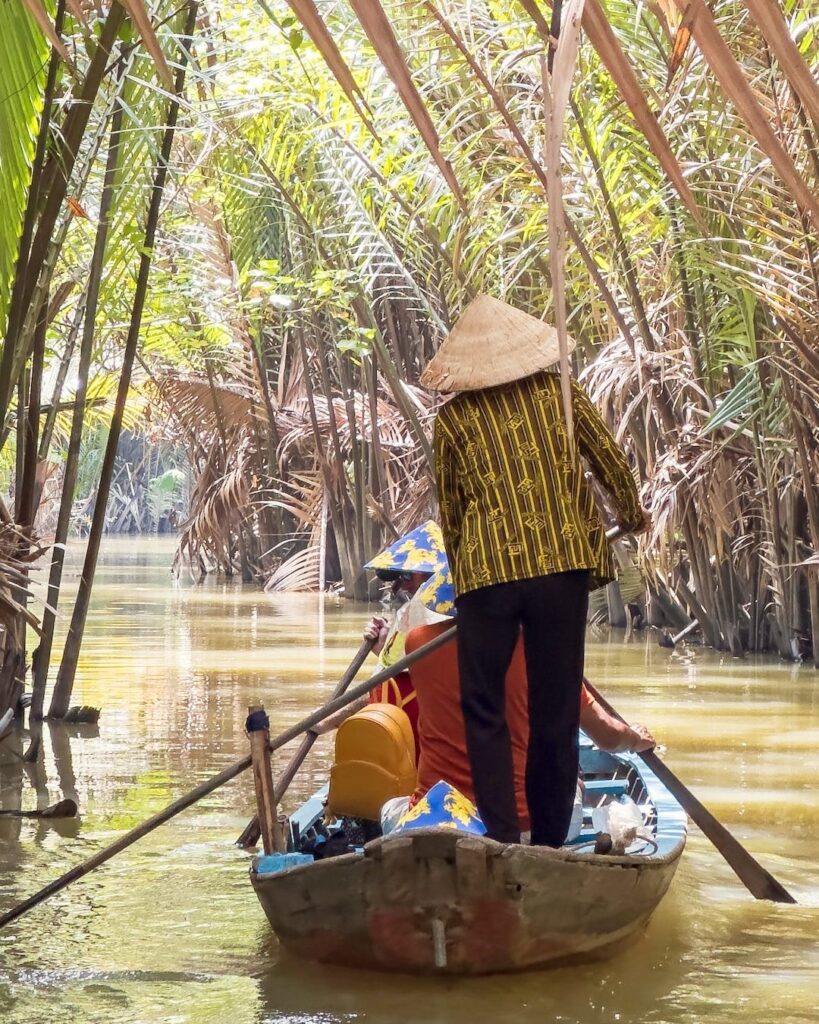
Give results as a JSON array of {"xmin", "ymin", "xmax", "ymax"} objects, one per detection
[
  {"xmin": 781, "ymin": 373, "xmax": 819, "ymax": 666},
  {"xmin": 49, "ymin": 4, "xmax": 197, "ymax": 718},
  {"xmin": 606, "ymin": 581, "xmax": 627, "ymax": 628},
  {"xmin": 295, "ymin": 327, "xmax": 355, "ymax": 595},
  {"xmin": 358, "ymin": 303, "xmax": 434, "ymax": 471},
  {"xmin": 0, "ymin": 297, "xmax": 44, "ymax": 715},
  {"xmin": 36, "ymin": 292, "xmax": 86, "ymax": 467},
  {"xmin": 751, "ymin": 418, "xmax": 794, "ymax": 659},
  {"xmin": 30, "ymin": 96, "xmax": 125, "ymax": 722},
  {"xmin": 14, "ymin": 371, "xmax": 26, "ymax": 521},
  {"xmin": 18, "ymin": 301, "xmax": 47, "ymax": 531},
  {"xmin": 364, "ymin": 353, "xmax": 387, "ymax": 504},
  {"xmin": 307, "ymin": 318, "xmax": 356, "ymax": 576},
  {"xmin": 326, "ymin": 320, "xmax": 367, "ymax": 597}
]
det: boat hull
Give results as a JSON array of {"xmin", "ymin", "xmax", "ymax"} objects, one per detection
[{"xmin": 251, "ymin": 827, "xmax": 683, "ymax": 975}]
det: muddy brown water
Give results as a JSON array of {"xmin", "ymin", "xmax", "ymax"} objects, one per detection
[{"xmin": 0, "ymin": 538, "xmax": 817, "ymax": 1024}]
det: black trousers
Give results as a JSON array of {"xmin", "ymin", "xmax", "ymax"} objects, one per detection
[{"xmin": 456, "ymin": 571, "xmax": 590, "ymax": 847}]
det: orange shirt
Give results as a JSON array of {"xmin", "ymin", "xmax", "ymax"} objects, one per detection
[
  {"xmin": 405, "ymin": 623, "xmax": 595, "ymax": 830},
  {"xmin": 368, "ymin": 670, "xmax": 419, "ymax": 761}
]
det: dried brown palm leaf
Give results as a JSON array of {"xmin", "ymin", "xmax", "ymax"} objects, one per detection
[
  {"xmin": 742, "ymin": 0, "xmax": 819, "ymax": 125},
  {"xmin": 64, "ymin": 0, "xmax": 90, "ymax": 29},
  {"xmin": 669, "ymin": 0, "xmax": 819, "ymax": 222},
  {"xmin": 154, "ymin": 373, "xmax": 256, "ymax": 436},
  {"xmin": 21, "ymin": 0, "xmax": 72, "ymax": 64},
  {"xmin": 0, "ymin": 523, "xmax": 47, "ymax": 635},
  {"xmin": 264, "ymin": 544, "xmax": 321, "ymax": 592},
  {"xmin": 666, "ymin": 11, "xmax": 695, "ymax": 88},
  {"xmin": 347, "ymin": 0, "xmax": 466, "ymax": 208},
  {"xmin": 541, "ymin": 0, "xmax": 588, "ymax": 449},
  {"xmin": 283, "ymin": 0, "xmax": 377, "ymax": 135},
  {"xmin": 118, "ymin": 0, "xmax": 174, "ymax": 89}
]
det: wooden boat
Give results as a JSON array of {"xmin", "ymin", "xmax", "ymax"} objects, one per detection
[{"xmin": 250, "ymin": 735, "xmax": 687, "ymax": 975}]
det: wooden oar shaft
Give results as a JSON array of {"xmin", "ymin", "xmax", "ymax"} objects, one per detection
[
  {"xmin": 275, "ymin": 636, "xmax": 376, "ymax": 794},
  {"xmin": 236, "ymin": 636, "xmax": 376, "ymax": 848},
  {"xmin": 583, "ymin": 680, "xmax": 796, "ymax": 904},
  {"xmin": 0, "ymin": 626, "xmax": 455, "ymax": 930}
]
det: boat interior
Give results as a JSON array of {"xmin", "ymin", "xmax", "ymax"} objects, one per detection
[{"xmin": 276, "ymin": 731, "xmax": 685, "ymax": 866}]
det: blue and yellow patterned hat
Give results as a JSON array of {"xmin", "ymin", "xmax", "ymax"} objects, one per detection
[
  {"xmin": 415, "ymin": 564, "xmax": 456, "ymax": 618},
  {"xmin": 365, "ymin": 520, "xmax": 447, "ymax": 577},
  {"xmin": 392, "ymin": 780, "xmax": 486, "ymax": 836}
]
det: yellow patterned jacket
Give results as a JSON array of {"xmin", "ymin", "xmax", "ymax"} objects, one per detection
[{"xmin": 433, "ymin": 371, "xmax": 642, "ymax": 596}]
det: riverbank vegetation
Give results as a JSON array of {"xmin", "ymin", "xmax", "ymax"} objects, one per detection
[{"xmin": 0, "ymin": 0, "xmax": 816, "ymax": 723}]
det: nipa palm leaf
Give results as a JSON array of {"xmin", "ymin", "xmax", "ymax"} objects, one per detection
[
  {"xmin": 0, "ymin": 1, "xmax": 48, "ymax": 336},
  {"xmin": 670, "ymin": 0, "xmax": 819, "ymax": 222}
]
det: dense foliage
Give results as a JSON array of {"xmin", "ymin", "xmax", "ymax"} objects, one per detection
[{"xmin": 0, "ymin": 0, "xmax": 817, "ymax": 719}]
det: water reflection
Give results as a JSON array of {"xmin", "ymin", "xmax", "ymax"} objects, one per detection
[{"xmin": 0, "ymin": 538, "xmax": 817, "ymax": 1024}]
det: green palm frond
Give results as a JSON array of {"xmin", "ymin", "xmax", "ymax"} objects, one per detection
[{"xmin": 0, "ymin": 0, "xmax": 48, "ymax": 336}]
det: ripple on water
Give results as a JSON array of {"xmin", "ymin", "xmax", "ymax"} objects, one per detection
[{"xmin": 1, "ymin": 538, "xmax": 817, "ymax": 1024}]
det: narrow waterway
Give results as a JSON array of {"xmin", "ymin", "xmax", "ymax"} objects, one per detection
[{"xmin": 0, "ymin": 538, "xmax": 817, "ymax": 1024}]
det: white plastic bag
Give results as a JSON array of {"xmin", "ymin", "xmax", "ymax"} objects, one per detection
[{"xmin": 591, "ymin": 795, "xmax": 652, "ymax": 853}]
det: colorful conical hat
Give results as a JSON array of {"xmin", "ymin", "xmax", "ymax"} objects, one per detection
[
  {"xmin": 420, "ymin": 294, "xmax": 575, "ymax": 392},
  {"xmin": 415, "ymin": 564, "xmax": 456, "ymax": 618},
  {"xmin": 364, "ymin": 521, "xmax": 447, "ymax": 576},
  {"xmin": 392, "ymin": 780, "xmax": 485, "ymax": 836}
]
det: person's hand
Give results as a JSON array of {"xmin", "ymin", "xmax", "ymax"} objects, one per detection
[
  {"xmin": 364, "ymin": 616, "xmax": 389, "ymax": 654},
  {"xmin": 620, "ymin": 507, "xmax": 651, "ymax": 535},
  {"xmin": 634, "ymin": 508, "xmax": 652, "ymax": 534},
  {"xmin": 627, "ymin": 723, "xmax": 655, "ymax": 752}
]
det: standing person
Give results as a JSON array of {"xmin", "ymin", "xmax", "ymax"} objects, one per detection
[
  {"xmin": 421, "ymin": 294, "xmax": 649, "ymax": 847},
  {"xmin": 380, "ymin": 565, "xmax": 656, "ymax": 839}
]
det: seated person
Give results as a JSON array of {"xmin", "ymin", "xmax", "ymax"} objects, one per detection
[
  {"xmin": 315, "ymin": 520, "xmax": 448, "ymax": 755},
  {"xmin": 382, "ymin": 567, "xmax": 654, "ymax": 840}
]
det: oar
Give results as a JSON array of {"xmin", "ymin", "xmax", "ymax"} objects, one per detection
[
  {"xmin": 583, "ymin": 679, "xmax": 796, "ymax": 904},
  {"xmin": 0, "ymin": 708, "xmax": 13, "ymax": 741},
  {"xmin": 0, "ymin": 624, "xmax": 456, "ymax": 930},
  {"xmin": 0, "ymin": 798, "xmax": 77, "ymax": 819},
  {"xmin": 235, "ymin": 635, "xmax": 376, "ymax": 848}
]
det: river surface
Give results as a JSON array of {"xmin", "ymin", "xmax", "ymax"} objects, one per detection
[{"xmin": 0, "ymin": 538, "xmax": 817, "ymax": 1024}]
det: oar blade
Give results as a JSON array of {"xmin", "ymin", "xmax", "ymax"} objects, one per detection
[
  {"xmin": 639, "ymin": 750, "xmax": 796, "ymax": 905},
  {"xmin": 584, "ymin": 681, "xmax": 797, "ymax": 905}
]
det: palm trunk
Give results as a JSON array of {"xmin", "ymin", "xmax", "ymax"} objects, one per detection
[
  {"xmin": 781, "ymin": 374, "xmax": 819, "ymax": 667},
  {"xmin": 327, "ymin": 320, "xmax": 367, "ymax": 597},
  {"xmin": 18, "ymin": 301, "xmax": 46, "ymax": 531},
  {"xmin": 0, "ymin": 301, "xmax": 45, "ymax": 716}
]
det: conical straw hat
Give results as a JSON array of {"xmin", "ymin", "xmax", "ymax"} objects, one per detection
[{"xmin": 420, "ymin": 294, "xmax": 575, "ymax": 392}]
